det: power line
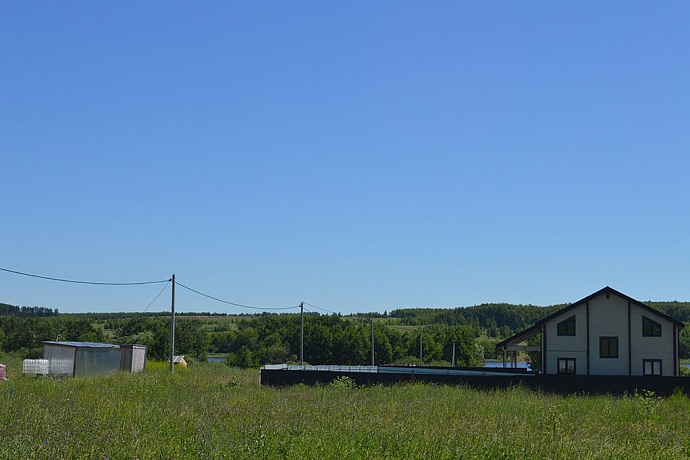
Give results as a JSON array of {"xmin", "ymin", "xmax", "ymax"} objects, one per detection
[
  {"xmin": 303, "ymin": 302, "xmax": 339, "ymax": 315},
  {"xmin": 175, "ymin": 281, "xmax": 300, "ymax": 312},
  {"xmin": 302, "ymin": 306, "xmax": 327, "ymax": 316},
  {"xmin": 0, "ymin": 266, "xmax": 344, "ymax": 315},
  {"xmin": 0, "ymin": 266, "xmax": 171, "ymax": 286},
  {"xmin": 143, "ymin": 280, "xmax": 170, "ymax": 313}
]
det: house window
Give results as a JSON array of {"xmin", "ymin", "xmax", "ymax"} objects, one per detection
[
  {"xmin": 557, "ymin": 358, "xmax": 576, "ymax": 374},
  {"xmin": 600, "ymin": 337, "xmax": 618, "ymax": 358},
  {"xmin": 557, "ymin": 316, "xmax": 576, "ymax": 336},
  {"xmin": 642, "ymin": 316, "xmax": 662, "ymax": 337},
  {"xmin": 643, "ymin": 359, "xmax": 662, "ymax": 376}
]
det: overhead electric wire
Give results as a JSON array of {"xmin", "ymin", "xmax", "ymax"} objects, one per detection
[
  {"xmin": 175, "ymin": 281, "xmax": 300, "ymax": 312},
  {"xmin": 302, "ymin": 306, "xmax": 320, "ymax": 315},
  {"xmin": 303, "ymin": 302, "xmax": 339, "ymax": 315},
  {"xmin": 142, "ymin": 280, "xmax": 170, "ymax": 313},
  {"xmin": 0, "ymin": 266, "xmax": 171, "ymax": 286},
  {"xmin": 0, "ymin": 266, "xmax": 347, "ymax": 315}
]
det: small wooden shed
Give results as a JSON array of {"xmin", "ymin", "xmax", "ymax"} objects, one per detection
[
  {"xmin": 119, "ymin": 344, "xmax": 147, "ymax": 373},
  {"xmin": 173, "ymin": 355, "xmax": 188, "ymax": 367}
]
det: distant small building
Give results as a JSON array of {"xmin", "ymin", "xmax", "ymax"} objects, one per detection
[
  {"xmin": 497, "ymin": 287, "xmax": 684, "ymax": 376},
  {"xmin": 42, "ymin": 341, "xmax": 148, "ymax": 377},
  {"xmin": 173, "ymin": 355, "xmax": 188, "ymax": 367}
]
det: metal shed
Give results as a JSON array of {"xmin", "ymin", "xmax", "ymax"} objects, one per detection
[{"xmin": 42, "ymin": 341, "xmax": 122, "ymax": 377}]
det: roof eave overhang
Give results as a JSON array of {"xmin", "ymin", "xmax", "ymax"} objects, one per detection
[{"xmin": 496, "ymin": 324, "xmax": 541, "ymax": 350}]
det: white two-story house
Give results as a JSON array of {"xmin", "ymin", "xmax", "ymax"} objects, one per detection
[{"xmin": 497, "ymin": 286, "xmax": 684, "ymax": 376}]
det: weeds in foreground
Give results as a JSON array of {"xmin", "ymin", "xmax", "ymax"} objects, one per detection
[{"xmin": 1, "ymin": 362, "xmax": 690, "ymax": 459}]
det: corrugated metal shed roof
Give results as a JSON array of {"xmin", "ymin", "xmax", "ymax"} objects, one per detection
[{"xmin": 42, "ymin": 341, "xmax": 120, "ymax": 348}]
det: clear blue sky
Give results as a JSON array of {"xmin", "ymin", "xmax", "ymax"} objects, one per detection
[{"xmin": 2, "ymin": 2, "xmax": 689, "ymax": 314}]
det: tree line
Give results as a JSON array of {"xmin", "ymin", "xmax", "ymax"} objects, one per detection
[
  {"xmin": 0, "ymin": 316, "xmax": 104, "ymax": 357},
  {"xmin": 3, "ymin": 300, "xmax": 690, "ymax": 367},
  {"xmin": 0, "ymin": 303, "xmax": 58, "ymax": 317},
  {"xmin": 0, "ymin": 312, "xmax": 482, "ymax": 367},
  {"xmin": 211, "ymin": 314, "xmax": 482, "ymax": 368}
]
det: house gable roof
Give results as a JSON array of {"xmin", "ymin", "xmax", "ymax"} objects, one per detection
[{"xmin": 497, "ymin": 286, "xmax": 684, "ymax": 349}]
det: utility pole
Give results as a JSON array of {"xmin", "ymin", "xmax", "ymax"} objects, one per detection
[
  {"xmin": 370, "ymin": 318, "xmax": 375, "ymax": 366},
  {"xmin": 169, "ymin": 274, "xmax": 176, "ymax": 374},
  {"xmin": 419, "ymin": 327, "xmax": 423, "ymax": 366},
  {"xmin": 452, "ymin": 339, "xmax": 456, "ymax": 367},
  {"xmin": 300, "ymin": 302, "xmax": 304, "ymax": 366}
]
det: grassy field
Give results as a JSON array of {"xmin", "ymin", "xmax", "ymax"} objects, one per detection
[{"xmin": 1, "ymin": 357, "xmax": 690, "ymax": 459}]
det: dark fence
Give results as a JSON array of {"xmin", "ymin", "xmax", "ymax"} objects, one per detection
[
  {"xmin": 532, "ymin": 374, "xmax": 690, "ymax": 396},
  {"xmin": 260, "ymin": 368, "xmax": 690, "ymax": 396}
]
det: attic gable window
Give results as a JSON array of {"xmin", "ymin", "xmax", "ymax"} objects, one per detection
[
  {"xmin": 642, "ymin": 316, "xmax": 662, "ymax": 337},
  {"xmin": 556, "ymin": 316, "xmax": 576, "ymax": 336}
]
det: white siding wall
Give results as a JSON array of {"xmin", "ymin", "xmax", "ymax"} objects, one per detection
[
  {"xmin": 629, "ymin": 305, "xmax": 675, "ymax": 376},
  {"xmin": 544, "ymin": 292, "xmax": 679, "ymax": 376},
  {"xmin": 588, "ymin": 293, "xmax": 630, "ymax": 375},
  {"xmin": 544, "ymin": 304, "xmax": 587, "ymax": 375}
]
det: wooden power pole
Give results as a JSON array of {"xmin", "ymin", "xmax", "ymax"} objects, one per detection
[
  {"xmin": 300, "ymin": 302, "xmax": 304, "ymax": 366},
  {"xmin": 169, "ymin": 274, "xmax": 176, "ymax": 374},
  {"xmin": 371, "ymin": 318, "xmax": 375, "ymax": 366},
  {"xmin": 452, "ymin": 339, "xmax": 456, "ymax": 367},
  {"xmin": 419, "ymin": 327, "xmax": 423, "ymax": 366}
]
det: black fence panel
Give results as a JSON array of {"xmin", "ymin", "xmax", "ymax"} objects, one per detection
[{"xmin": 260, "ymin": 368, "xmax": 690, "ymax": 396}]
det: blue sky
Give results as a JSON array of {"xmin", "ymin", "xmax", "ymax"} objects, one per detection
[{"xmin": 2, "ymin": 2, "xmax": 689, "ymax": 314}]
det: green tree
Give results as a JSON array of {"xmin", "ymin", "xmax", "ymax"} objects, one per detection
[
  {"xmin": 304, "ymin": 321, "xmax": 334, "ymax": 364},
  {"xmin": 333, "ymin": 325, "xmax": 368, "ymax": 365},
  {"xmin": 679, "ymin": 324, "xmax": 690, "ymax": 359},
  {"xmin": 175, "ymin": 320, "xmax": 210, "ymax": 361},
  {"xmin": 372, "ymin": 325, "xmax": 393, "ymax": 364}
]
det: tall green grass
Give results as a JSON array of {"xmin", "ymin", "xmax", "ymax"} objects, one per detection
[{"xmin": 1, "ymin": 359, "xmax": 689, "ymax": 459}]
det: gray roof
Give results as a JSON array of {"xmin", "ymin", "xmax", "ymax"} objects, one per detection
[
  {"xmin": 42, "ymin": 341, "xmax": 120, "ymax": 348},
  {"xmin": 497, "ymin": 286, "xmax": 685, "ymax": 350}
]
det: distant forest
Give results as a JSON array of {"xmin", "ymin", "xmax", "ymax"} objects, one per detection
[
  {"xmin": 390, "ymin": 301, "xmax": 690, "ymax": 335},
  {"xmin": 2, "ymin": 300, "xmax": 690, "ymax": 367},
  {"xmin": 0, "ymin": 303, "xmax": 58, "ymax": 317}
]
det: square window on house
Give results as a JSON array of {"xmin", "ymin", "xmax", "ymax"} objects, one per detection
[
  {"xmin": 557, "ymin": 358, "xmax": 576, "ymax": 374},
  {"xmin": 642, "ymin": 316, "xmax": 662, "ymax": 337},
  {"xmin": 600, "ymin": 337, "xmax": 618, "ymax": 358},
  {"xmin": 643, "ymin": 359, "xmax": 662, "ymax": 376},
  {"xmin": 557, "ymin": 316, "xmax": 576, "ymax": 336}
]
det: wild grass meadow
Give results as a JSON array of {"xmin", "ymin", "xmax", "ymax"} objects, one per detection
[{"xmin": 1, "ymin": 356, "xmax": 690, "ymax": 459}]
